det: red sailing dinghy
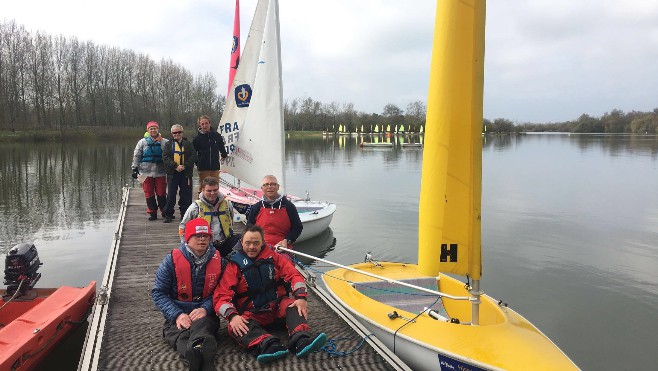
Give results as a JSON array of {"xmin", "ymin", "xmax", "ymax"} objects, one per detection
[{"xmin": 0, "ymin": 243, "xmax": 96, "ymax": 370}]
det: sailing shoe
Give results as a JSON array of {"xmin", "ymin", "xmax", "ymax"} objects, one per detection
[
  {"xmin": 294, "ymin": 333, "xmax": 327, "ymax": 358},
  {"xmin": 256, "ymin": 340, "xmax": 289, "ymax": 364},
  {"xmin": 148, "ymin": 212, "xmax": 158, "ymax": 221},
  {"xmin": 164, "ymin": 215, "xmax": 173, "ymax": 223}
]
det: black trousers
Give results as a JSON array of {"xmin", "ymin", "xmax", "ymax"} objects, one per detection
[
  {"xmin": 164, "ymin": 172, "xmax": 193, "ymax": 218},
  {"xmin": 162, "ymin": 315, "xmax": 220, "ymax": 359}
]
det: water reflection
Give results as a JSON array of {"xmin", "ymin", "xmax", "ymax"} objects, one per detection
[
  {"xmin": 294, "ymin": 227, "xmax": 336, "ymax": 265},
  {"xmin": 483, "ymin": 133, "xmax": 658, "ymax": 158},
  {"xmin": 0, "ymin": 141, "xmax": 131, "ymax": 254},
  {"xmin": 0, "ymin": 134, "xmax": 657, "ymax": 370}
]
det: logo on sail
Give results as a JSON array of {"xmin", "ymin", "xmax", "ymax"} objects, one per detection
[
  {"xmin": 235, "ymin": 84, "xmax": 252, "ymax": 107},
  {"xmin": 231, "ymin": 36, "xmax": 239, "ymax": 54}
]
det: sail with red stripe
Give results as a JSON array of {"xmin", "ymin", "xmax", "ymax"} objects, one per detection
[{"xmin": 228, "ymin": 0, "xmax": 240, "ymax": 96}]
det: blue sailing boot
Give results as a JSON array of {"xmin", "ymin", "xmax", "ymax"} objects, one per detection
[
  {"xmin": 256, "ymin": 339, "xmax": 289, "ymax": 364},
  {"xmin": 293, "ymin": 333, "xmax": 327, "ymax": 358}
]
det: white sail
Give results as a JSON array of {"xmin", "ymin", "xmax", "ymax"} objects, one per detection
[{"xmin": 219, "ymin": 0, "xmax": 286, "ymax": 193}]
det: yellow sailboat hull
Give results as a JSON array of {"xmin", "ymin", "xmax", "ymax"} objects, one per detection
[{"xmin": 323, "ymin": 263, "xmax": 579, "ymax": 371}]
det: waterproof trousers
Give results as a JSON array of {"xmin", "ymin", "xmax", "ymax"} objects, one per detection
[
  {"xmin": 162, "ymin": 315, "xmax": 220, "ymax": 364},
  {"xmin": 227, "ymin": 297, "xmax": 309, "ymax": 352},
  {"xmin": 142, "ymin": 176, "xmax": 167, "ymax": 214},
  {"xmin": 164, "ymin": 173, "xmax": 193, "ymax": 218}
]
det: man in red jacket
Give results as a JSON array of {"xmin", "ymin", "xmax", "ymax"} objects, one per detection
[{"xmin": 213, "ymin": 224, "xmax": 326, "ymax": 364}]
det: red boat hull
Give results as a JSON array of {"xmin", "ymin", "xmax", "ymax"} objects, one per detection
[{"xmin": 0, "ymin": 281, "xmax": 96, "ymax": 370}]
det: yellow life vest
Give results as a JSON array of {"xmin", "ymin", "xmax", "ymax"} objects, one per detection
[
  {"xmin": 172, "ymin": 141, "xmax": 184, "ymax": 165},
  {"xmin": 195, "ymin": 199, "xmax": 231, "ymax": 239}
]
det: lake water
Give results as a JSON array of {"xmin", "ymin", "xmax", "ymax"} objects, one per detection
[{"xmin": 1, "ymin": 133, "xmax": 657, "ymax": 370}]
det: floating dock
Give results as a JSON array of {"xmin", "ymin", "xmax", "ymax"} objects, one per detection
[{"xmin": 79, "ymin": 187, "xmax": 410, "ymax": 370}]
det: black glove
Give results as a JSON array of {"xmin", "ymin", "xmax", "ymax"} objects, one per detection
[{"xmin": 131, "ymin": 168, "xmax": 139, "ymax": 179}]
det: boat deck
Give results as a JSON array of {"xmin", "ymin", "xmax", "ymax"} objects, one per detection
[{"xmin": 79, "ymin": 187, "xmax": 409, "ymax": 370}]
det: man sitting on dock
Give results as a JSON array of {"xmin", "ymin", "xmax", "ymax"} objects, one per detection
[
  {"xmin": 213, "ymin": 224, "xmax": 327, "ymax": 364},
  {"xmin": 152, "ymin": 218, "xmax": 222, "ymax": 371},
  {"xmin": 180, "ymin": 177, "xmax": 240, "ymax": 257}
]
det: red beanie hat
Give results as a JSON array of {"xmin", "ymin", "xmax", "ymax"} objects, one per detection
[
  {"xmin": 184, "ymin": 219, "xmax": 212, "ymax": 243},
  {"xmin": 146, "ymin": 121, "xmax": 159, "ymax": 129}
]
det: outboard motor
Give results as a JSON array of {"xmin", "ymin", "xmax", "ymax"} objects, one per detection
[{"xmin": 4, "ymin": 242, "xmax": 42, "ymax": 296}]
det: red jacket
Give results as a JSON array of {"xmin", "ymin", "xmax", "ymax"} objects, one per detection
[{"xmin": 214, "ymin": 245, "xmax": 307, "ymax": 320}]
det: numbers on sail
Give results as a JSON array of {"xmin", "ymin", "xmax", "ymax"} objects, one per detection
[{"xmin": 221, "ymin": 121, "xmax": 240, "ymax": 155}]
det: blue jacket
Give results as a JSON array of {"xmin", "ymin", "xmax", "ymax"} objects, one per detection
[{"xmin": 151, "ymin": 244, "xmax": 218, "ymax": 322}]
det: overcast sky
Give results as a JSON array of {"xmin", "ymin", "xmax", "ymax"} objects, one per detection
[{"xmin": 4, "ymin": 0, "xmax": 658, "ymax": 123}]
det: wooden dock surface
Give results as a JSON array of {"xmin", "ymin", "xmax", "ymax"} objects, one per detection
[{"xmin": 79, "ymin": 188, "xmax": 409, "ymax": 370}]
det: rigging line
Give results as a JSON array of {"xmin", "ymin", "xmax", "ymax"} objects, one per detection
[
  {"xmin": 292, "ymin": 256, "xmax": 447, "ymax": 298},
  {"xmin": 0, "ymin": 278, "xmax": 26, "ymax": 312},
  {"xmin": 279, "ymin": 245, "xmax": 469, "ymax": 301},
  {"xmin": 320, "ymin": 334, "xmax": 376, "ymax": 356},
  {"xmin": 392, "ymin": 296, "xmax": 441, "ymax": 354}
]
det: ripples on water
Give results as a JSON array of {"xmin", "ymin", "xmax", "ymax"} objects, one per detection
[{"xmin": 1, "ymin": 133, "xmax": 657, "ymax": 370}]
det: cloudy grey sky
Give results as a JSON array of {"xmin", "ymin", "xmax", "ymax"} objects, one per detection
[{"xmin": 4, "ymin": 0, "xmax": 658, "ymax": 123}]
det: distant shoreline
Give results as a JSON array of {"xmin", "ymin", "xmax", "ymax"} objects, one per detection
[{"xmin": 1, "ymin": 129, "xmax": 325, "ymax": 142}]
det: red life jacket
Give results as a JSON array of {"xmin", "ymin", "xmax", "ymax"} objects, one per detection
[
  {"xmin": 255, "ymin": 206, "xmax": 291, "ymax": 247},
  {"xmin": 171, "ymin": 248, "xmax": 222, "ymax": 301}
]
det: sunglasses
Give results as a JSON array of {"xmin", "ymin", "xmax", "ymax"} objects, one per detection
[
  {"xmin": 172, "ymin": 131, "xmax": 183, "ymax": 135},
  {"xmin": 262, "ymin": 183, "xmax": 278, "ymax": 187}
]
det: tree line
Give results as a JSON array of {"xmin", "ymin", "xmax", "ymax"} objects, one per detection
[
  {"xmin": 0, "ymin": 20, "xmax": 428, "ymax": 133},
  {"xmin": 0, "ymin": 20, "xmax": 223, "ymax": 131},
  {"xmin": 486, "ymin": 109, "xmax": 658, "ymax": 134},
  {"xmin": 2, "ymin": 20, "xmax": 656, "ymax": 134}
]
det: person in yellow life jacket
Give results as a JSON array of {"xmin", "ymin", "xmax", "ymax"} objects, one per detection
[
  {"xmin": 152, "ymin": 218, "xmax": 223, "ymax": 371},
  {"xmin": 163, "ymin": 124, "xmax": 198, "ymax": 223},
  {"xmin": 180, "ymin": 177, "xmax": 241, "ymax": 257}
]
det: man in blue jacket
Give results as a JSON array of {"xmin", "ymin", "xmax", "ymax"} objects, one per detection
[{"xmin": 152, "ymin": 218, "xmax": 222, "ymax": 370}]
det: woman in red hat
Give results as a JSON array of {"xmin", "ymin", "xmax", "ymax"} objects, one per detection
[{"xmin": 131, "ymin": 121, "xmax": 168, "ymax": 220}]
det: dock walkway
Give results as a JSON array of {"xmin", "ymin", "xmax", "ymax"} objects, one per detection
[{"xmin": 79, "ymin": 188, "xmax": 409, "ymax": 370}]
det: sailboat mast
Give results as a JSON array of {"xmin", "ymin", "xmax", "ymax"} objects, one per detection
[
  {"xmin": 417, "ymin": 1, "xmax": 485, "ymax": 280},
  {"xmin": 271, "ymin": 0, "xmax": 285, "ymax": 193}
]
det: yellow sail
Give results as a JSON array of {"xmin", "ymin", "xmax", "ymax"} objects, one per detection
[{"xmin": 418, "ymin": 0, "xmax": 483, "ymax": 279}]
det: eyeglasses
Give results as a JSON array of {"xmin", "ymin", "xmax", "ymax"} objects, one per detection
[
  {"xmin": 193, "ymin": 234, "xmax": 211, "ymax": 239},
  {"xmin": 172, "ymin": 131, "xmax": 183, "ymax": 135},
  {"xmin": 243, "ymin": 240, "xmax": 262, "ymax": 246},
  {"xmin": 262, "ymin": 183, "xmax": 278, "ymax": 187}
]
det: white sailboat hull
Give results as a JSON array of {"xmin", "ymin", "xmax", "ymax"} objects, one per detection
[{"xmin": 293, "ymin": 200, "xmax": 336, "ymax": 243}]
